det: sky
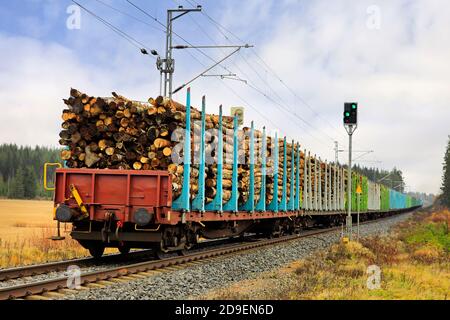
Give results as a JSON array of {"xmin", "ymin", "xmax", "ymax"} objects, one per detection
[{"xmin": 0, "ymin": 0, "xmax": 448, "ymax": 194}]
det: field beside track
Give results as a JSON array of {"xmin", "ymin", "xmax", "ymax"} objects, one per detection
[
  {"xmin": 0, "ymin": 199, "xmax": 55, "ymax": 241},
  {"xmin": 0, "ymin": 199, "xmax": 89, "ymax": 268},
  {"xmin": 203, "ymin": 208, "xmax": 449, "ymax": 300}
]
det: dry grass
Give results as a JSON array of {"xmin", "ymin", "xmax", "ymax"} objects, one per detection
[
  {"xmin": 0, "ymin": 199, "xmax": 56, "ymax": 240},
  {"xmin": 0, "ymin": 199, "xmax": 89, "ymax": 268},
  {"xmin": 0, "ymin": 228, "xmax": 89, "ymax": 268},
  {"xmin": 203, "ymin": 208, "xmax": 450, "ymax": 300}
]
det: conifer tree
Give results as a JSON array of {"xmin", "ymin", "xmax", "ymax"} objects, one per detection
[
  {"xmin": 23, "ymin": 166, "xmax": 37, "ymax": 199},
  {"xmin": 8, "ymin": 167, "xmax": 25, "ymax": 199}
]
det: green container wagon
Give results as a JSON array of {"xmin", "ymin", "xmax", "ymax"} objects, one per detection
[
  {"xmin": 361, "ymin": 176, "xmax": 368, "ymax": 212},
  {"xmin": 380, "ymin": 185, "xmax": 390, "ymax": 211}
]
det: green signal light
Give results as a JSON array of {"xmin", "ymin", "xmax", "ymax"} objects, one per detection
[
  {"xmin": 345, "ymin": 112, "xmax": 350, "ymax": 117},
  {"xmin": 352, "ymin": 104, "xmax": 357, "ymax": 109}
]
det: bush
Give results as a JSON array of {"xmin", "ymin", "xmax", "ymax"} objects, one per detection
[
  {"xmin": 405, "ymin": 223, "xmax": 450, "ymax": 253},
  {"xmin": 411, "ymin": 245, "xmax": 445, "ymax": 264},
  {"xmin": 326, "ymin": 241, "xmax": 375, "ymax": 264},
  {"xmin": 360, "ymin": 236, "xmax": 402, "ymax": 265}
]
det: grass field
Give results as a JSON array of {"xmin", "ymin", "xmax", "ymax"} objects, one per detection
[
  {"xmin": 0, "ymin": 199, "xmax": 89, "ymax": 268},
  {"xmin": 0, "ymin": 199, "xmax": 55, "ymax": 241}
]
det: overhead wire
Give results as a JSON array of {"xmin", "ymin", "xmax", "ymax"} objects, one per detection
[
  {"xmin": 187, "ymin": 0, "xmax": 347, "ymax": 141},
  {"xmin": 99, "ymin": 1, "xmax": 280, "ymax": 132},
  {"xmin": 166, "ymin": 0, "xmax": 333, "ymax": 146},
  {"xmin": 85, "ymin": 0, "xmax": 335, "ymax": 148},
  {"xmin": 71, "ymin": 0, "xmax": 156, "ymax": 57},
  {"xmin": 93, "ymin": 0, "xmax": 166, "ymax": 33},
  {"xmin": 171, "ymin": 41, "xmax": 286, "ymax": 134},
  {"xmin": 170, "ymin": 0, "xmax": 333, "ymax": 146},
  {"xmin": 125, "ymin": 0, "xmax": 251, "ymax": 81}
]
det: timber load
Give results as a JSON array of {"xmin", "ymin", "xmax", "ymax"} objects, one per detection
[{"xmin": 60, "ymin": 88, "xmax": 308, "ymax": 205}]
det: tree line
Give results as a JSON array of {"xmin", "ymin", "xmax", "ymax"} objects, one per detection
[
  {"xmin": 0, "ymin": 144, "xmax": 60, "ymax": 199},
  {"xmin": 352, "ymin": 165, "xmax": 406, "ymax": 192}
]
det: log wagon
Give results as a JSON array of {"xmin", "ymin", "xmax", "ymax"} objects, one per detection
[{"xmin": 46, "ymin": 88, "xmax": 422, "ymax": 258}]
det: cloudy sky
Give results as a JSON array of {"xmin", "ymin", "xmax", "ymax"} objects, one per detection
[{"xmin": 0, "ymin": 0, "xmax": 448, "ymax": 194}]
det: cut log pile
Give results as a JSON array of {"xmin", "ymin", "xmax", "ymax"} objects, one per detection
[
  {"xmin": 59, "ymin": 88, "xmax": 307, "ymax": 207},
  {"xmin": 60, "ymin": 89, "xmax": 237, "ymax": 203},
  {"xmin": 202, "ymin": 118, "xmax": 235, "ymax": 204}
]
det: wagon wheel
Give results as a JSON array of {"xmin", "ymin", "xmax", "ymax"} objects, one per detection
[
  {"xmin": 154, "ymin": 250, "xmax": 172, "ymax": 260},
  {"xmin": 88, "ymin": 244, "xmax": 105, "ymax": 259},
  {"xmin": 118, "ymin": 246, "xmax": 131, "ymax": 255},
  {"xmin": 153, "ymin": 241, "xmax": 171, "ymax": 260}
]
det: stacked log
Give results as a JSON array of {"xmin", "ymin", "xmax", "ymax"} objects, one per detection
[
  {"xmin": 203, "ymin": 116, "xmax": 234, "ymax": 204},
  {"xmin": 277, "ymin": 140, "xmax": 293, "ymax": 203},
  {"xmin": 238, "ymin": 128, "xmax": 250, "ymax": 205},
  {"xmin": 60, "ymin": 89, "xmax": 239, "ymax": 203},
  {"xmin": 61, "ymin": 89, "xmax": 197, "ymax": 198},
  {"xmin": 60, "ymin": 88, "xmax": 309, "ymax": 207}
]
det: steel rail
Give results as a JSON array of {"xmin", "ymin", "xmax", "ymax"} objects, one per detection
[{"xmin": 0, "ymin": 249, "xmax": 159, "ymax": 282}]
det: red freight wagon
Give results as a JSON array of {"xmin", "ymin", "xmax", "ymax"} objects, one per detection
[
  {"xmin": 54, "ymin": 168, "xmax": 172, "ymax": 224},
  {"xmin": 51, "ymin": 168, "xmax": 267, "ymax": 258},
  {"xmin": 52, "ymin": 168, "xmax": 188, "ymax": 258}
]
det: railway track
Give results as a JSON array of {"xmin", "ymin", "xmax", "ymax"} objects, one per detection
[
  {"xmin": 0, "ymin": 212, "xmax": 414, "ymax": 300},
  {"xmin": 0, "ymin": 235, "xmax": 251, "ymax": 284},
  {"xmin": 0, "ymin": 250, "xmax": 156, "ymax": 282}
]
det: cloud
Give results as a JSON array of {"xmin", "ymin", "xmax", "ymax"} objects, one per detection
[{"xmin": 0, "ymin": 32, "xmax": 159, "ymax": 147}]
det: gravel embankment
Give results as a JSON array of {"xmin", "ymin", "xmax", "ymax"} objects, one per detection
[{"xmin": 60, "ymin": 212, "xmax": 413, "ymax": 300}]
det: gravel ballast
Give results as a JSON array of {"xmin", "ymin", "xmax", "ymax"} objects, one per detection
[{"xmin": 58, "ymin": 213, "xmax": 413, "ymax": 300}]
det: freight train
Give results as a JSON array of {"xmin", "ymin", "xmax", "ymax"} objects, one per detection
[{"xmin": 48, "ymin": 89, "xmax": 422, "ymax": 258}]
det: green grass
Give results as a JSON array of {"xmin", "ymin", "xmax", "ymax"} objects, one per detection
[{"xmin": 404, "ymin": 223, "xmax": 449, "ymax": 252}]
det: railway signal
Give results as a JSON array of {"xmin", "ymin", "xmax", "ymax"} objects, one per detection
[
  {"xmin": 344, "ymin": 102, "xmax": 358, "ymax": 240},
  {"xmin": 343, "ymin": 102, "xmax": 358, "ymax": 125}
]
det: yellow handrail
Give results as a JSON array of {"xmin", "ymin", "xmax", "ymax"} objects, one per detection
[{"xmin": 44, "ymin": 163, "xmax": 62, "ymax": 191}]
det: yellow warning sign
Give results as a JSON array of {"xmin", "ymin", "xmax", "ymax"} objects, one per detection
[{"xmin": 356, "ymin": 185, "xmax": 362, "ymax": 194}]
